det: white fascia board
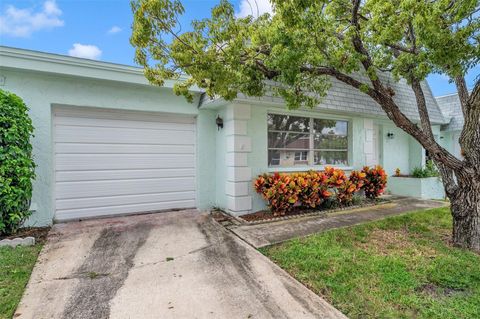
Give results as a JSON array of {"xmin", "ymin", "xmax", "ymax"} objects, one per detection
[{"xmin": 0, "ymin": 46, "xmax": 202, "ymax": 92}]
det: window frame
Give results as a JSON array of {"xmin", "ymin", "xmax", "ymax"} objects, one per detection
[{"xmin": 267, "ymin": 113, "xmax": 349, "ymax": 168}]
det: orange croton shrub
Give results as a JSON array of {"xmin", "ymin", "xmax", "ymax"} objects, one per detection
[
  {"xmin": 336, "ymin": 170, "xmax": 367, "ymax": 204},
  {"xmin": 254, "ymin": 166, "xmax": 387, "ymax": 215},
  {"xmin": 253, "ymin": 172, "xmax": 300, "ymax": 215},
  {"xmin": 362, "ymin": 165, "xmax": 388, "ymax": 199},
  {"xmin": 295, "ymin": 171, "xmax": 331, "ymax": 209}
]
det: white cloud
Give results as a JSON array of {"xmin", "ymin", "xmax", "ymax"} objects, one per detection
[
  {"xmin": 107, "ymin": 26, "xmax": 122, "ymax": 34},
  {"xmin": 236, "ymin": 0, "xmax": 273, "ymax": 18},
  {"xmin": 68, "ymin": 43, "xmax": 102, "ymax": 60},
  {"xmin": 0, "ymin": 0, "xmax": 64, "ymax": 37}
]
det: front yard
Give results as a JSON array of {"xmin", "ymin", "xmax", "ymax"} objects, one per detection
[
  {"xmin": 0, "ymin": 244, "xmax": 43, "ymax": 319},
  {"xmin": 262, "ymin": 207, "xmax": 480, "ymax": 319}
]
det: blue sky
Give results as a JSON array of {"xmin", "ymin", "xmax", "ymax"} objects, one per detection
[{"xmin": 0, "ymin": 0, "xmax": 477, "ymax": 97}]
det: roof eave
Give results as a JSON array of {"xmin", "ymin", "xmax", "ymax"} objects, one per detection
[{"xmin": 0, "ymin": 46, "xmax": 202, "ymax": 92}]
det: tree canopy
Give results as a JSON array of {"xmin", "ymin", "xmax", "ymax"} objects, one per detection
[{"xmin": 131, "ymin": 0, "xmax": 478, "ymax": 108}]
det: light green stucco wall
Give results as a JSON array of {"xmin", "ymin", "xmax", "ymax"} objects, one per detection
[
  {"xmin": 388, "ymin": 176, "xmax": 445, "ymax": 199},
  {"xmin": 439, "ymin": 131, "xmax": 453, "ymax": 152},
  {"xmin": 378, "ymin": 122, "xmax": 411, "ymax": 175},
  {"xmin": 215, "ymin": 108, "xmax": 228, "ymax": 209},
  {"xmin": 1, "ymin": 69, "xmax": 216, "ymax": 226},
  {"xmin": 196, "ymin": 109, "xmax": 217, "ymax": 209},
  {"xmin": 408, "ymin": 136, "xmax": 424, "ymax": 172},
  {"xmin": 439, "ymin": 130, "xmax": 462, "ymax": 160}
]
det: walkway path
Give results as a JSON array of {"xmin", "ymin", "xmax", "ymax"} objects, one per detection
[{"xmin": 228, "ymin": 197, "xmax": 447, "ymax": 248}]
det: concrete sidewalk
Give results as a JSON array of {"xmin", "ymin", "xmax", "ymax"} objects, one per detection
[
  {"xmin": 229, "ymin": 197, "xmax": 447, "ymax": 248},
  {"xmin": 15, "ymin": 210, "xmax": 346, "ymax": 319}
]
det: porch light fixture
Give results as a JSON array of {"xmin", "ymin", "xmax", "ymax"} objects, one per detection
[
  {"xmin": 387, "ymin": 132, "xmax": 395, "ymax": 139},
  {"xmin": 216, "ymin": 115, "xmax": 224, "ymax": 130}
]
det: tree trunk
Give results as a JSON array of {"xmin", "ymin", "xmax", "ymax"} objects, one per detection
[
  {"xmin": 448, "ymin": 81, "xmax": 480, "ymax": 252},
  {"xmin": 449, "ymin": 174, "xmax": 480, "ymax": 252}
]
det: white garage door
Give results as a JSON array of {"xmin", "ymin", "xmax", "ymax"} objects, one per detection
[{"xmin": 53, "ymin": 107, "xmax": 196, "ymax": 221}]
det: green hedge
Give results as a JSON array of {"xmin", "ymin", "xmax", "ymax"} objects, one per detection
[{"xmin": 0, "ymin": 89, "xmax": 35, "ymax": 235}]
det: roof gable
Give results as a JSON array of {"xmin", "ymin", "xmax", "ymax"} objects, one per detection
[{"xmin": 436, "ymin": 93, "xmax": 464, "ymax": 131}]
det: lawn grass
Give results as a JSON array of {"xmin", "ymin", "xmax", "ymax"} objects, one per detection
[
  {"xmin": 262, "ymin": 207, "xmax": 480, "ymax": 319},
  {"xmin": 0, "ymin": 244, "xmax": 42, "ymax": 319}
]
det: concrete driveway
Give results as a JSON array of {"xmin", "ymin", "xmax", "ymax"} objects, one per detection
[{"xmin": 15, "ymin": 210, "xmax": 345, "ymax": 319}]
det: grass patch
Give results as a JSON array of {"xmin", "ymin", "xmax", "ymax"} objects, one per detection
[
  {"xmin": 262, "ymin": 207, "xmax": 480, "ymax": 319},
  {"xmin": 0, "ymin": 244, "xmax": 42, "ymax": 319}
]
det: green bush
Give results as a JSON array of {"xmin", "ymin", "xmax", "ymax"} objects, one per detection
[
  {"xmin": 412, "ymin": 160, "xmax": 439, "ymax": 178},
  {"xmin": 0, "ymin": 89, "xmax": 35, "ymax": 235}
]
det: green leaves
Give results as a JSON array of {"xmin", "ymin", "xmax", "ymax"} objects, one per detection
[
  {"xmin": 130, "ymin": 0, "xmax": 478, "ymax": 108},
  {"xmin": 0, "ymin": 89, "xmax": 35, "ymax": 235}
]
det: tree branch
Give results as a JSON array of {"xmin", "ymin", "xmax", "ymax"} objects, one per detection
[
  {"xmin": 455, "ymin": 76, "xmax": 469, "ymax": 117},
  {"xmin": 299, "ymin": 65, "xmax": 376, "ymax": 95},
  {"xmin": 385, "ymin": 43, "xmax": 416, "ymax": 54},
  {"xmin": 411, "ymin": 79, "xmax": 435, "ymax": 140}
]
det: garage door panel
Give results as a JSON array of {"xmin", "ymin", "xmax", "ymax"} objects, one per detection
[
  {"xmin": 55, "ymin": 143, "xmax": 194, "ymax": 155},
  {"xmin": 56, "ymin": 116, "xmax": 195, "ymax": 131},
  {"xmin": 55, "ymin": 126, "xmax": 195, "ymax": 145},
  {"xmin": 54, "ymin": 108, "xmax": 195, "ymax": 124},
  {"xmin": 56, "ymin": 199, "xmax": 196, "ymax": 220},
  {"xmin": 56, "ymin": 168, "xmax": 195, "ymax": 182},
  {"xmin": 54, "ymin": 108, "xmax": 197, "ymax": 221},
  {"xmin": 56, "ymin": 191, "xmax": 196, "ymax": 210},
  {"xmin": 56, "ymin": 154, "xmax": 195, "ymax": 170},
  {"xmin": 56, "ymin": 177, "xmax": 196, "ymax": 199}
]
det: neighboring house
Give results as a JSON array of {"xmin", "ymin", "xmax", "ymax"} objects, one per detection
[
  {"xmin": 0, "ymin": 46, "xmax": 451, "ymax": 226},
  {"xmin": 436, "ymin": 93, "xmax": 464, "ymax": 159}
]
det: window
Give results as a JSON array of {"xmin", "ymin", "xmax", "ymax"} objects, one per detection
[
  {"xmin": 268, "ymin": 114, "xmax": 348, "ymax": 167},
  {"xmin": 294, "ymin": 151, "xmax": 308, "ymax": 161},
  {"xmin": 270, "ymin": 152, "xmax": 280, "ymax": 166}
]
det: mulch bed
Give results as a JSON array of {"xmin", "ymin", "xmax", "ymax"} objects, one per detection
[
  {"xmin": 241, "ymin": 207, "xmax": 321, "ymax": 222},
  {"xmin": 0, "ymin": 227, "xmax": 51, "ymax": 244},
  {"xmin": 240, "ymin": 198, "xmax": 386, "ymax": 223}
]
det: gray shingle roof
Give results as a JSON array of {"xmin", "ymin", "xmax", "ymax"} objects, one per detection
[
  {"xmin": 200, "ymin": 72, "xmax": 447, "ymax": 124},
  {"xmin": 436, "ymin": 93, "xmax": 464, "ymax": 132}
]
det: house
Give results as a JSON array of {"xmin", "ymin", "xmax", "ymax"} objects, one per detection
[
  {"xmin": 436, "ymin": 93, "xmax": 464, "ymax": 159},
  {"xmin": 0, "ymin": 46, "xmax": 453, "ymax": 226}
]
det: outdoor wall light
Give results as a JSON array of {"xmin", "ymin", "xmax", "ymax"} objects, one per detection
[
  {"xmin": 387, "ymin": 132, "xmax": 395, "ymax": 139},
  {"xmin": 216, "ymin": 115, "xmax": 224, "ymax": 130}
]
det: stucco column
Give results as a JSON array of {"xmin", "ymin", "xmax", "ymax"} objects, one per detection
[{"xmin": 224, "ymin": 103, "xmax": 252, "ymax": 215}]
